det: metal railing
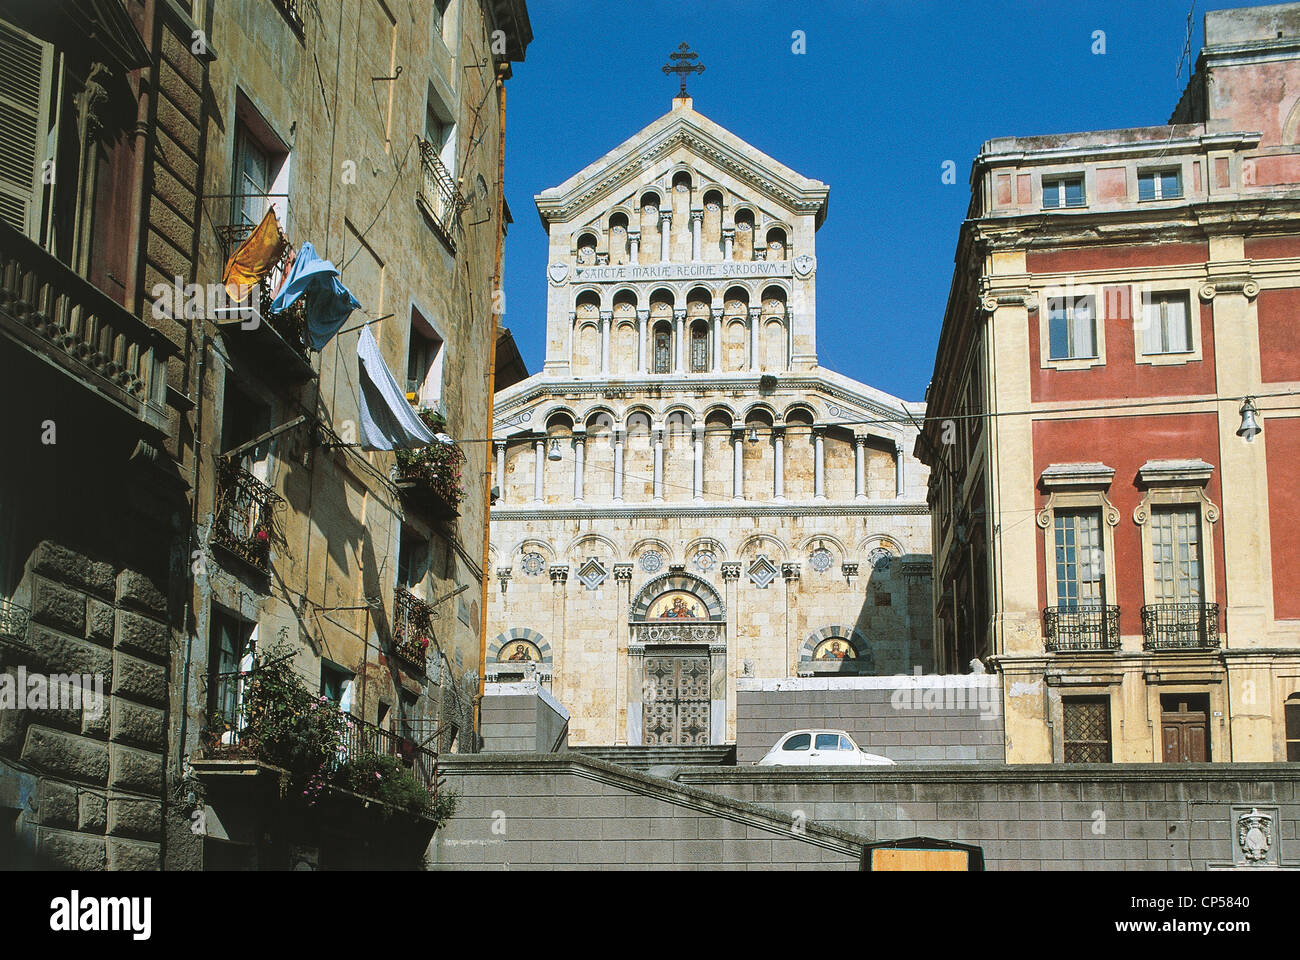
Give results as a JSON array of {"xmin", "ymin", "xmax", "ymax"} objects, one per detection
[
  {"xmin": 214, "ymin": 193, "xmax": 292, "ymax": 265},
  {"xmin": 417, "ymin": 140, "xmax": 460, "ymax": 244},
  {"xmin": 1141, "ymin": 602, "xmax": 1221, "ymax": 650},
  {"xmin": 207, "ymin": 671, "xmax": 439, "ymax": 791},
  {"xmin": 1043, "ymin": 604, "xmax": 1121, "ymax": 652},
  {"xmin": 212, "ymin": 460, "xmax": 282, "ymax": 574},
  {"xmin": 393, "ymin": 587, "xmax": 433, "ymax": 671}
]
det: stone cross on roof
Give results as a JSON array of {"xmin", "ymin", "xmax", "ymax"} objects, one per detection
[{"xmin": 662, "ymin": 42, "xmax": 704, "ymax": 98}]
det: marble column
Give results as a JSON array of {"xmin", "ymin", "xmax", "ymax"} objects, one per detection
[
  {"xmin": 629, "ymin": 230, "xmax": 640, "ymax": 263},
  {"xmin": 673, "ymin": 309, "xmax": 686, "ymax": 372},
  {"xmin": 567, "ymin": 311, "xmax": 577, "ymax": 368},
  {"xmin": 773, "ymin": 426, "xmax": 785, "ymax": 500},
  {"xmin": 690, "ymin": 209, "xmax": 703, "ymax": 260},
  {"xmin": 494, "ymin": 440, "xmax": 506, "ymax": 503},
  {"xmin": 612, "ymin": 429, "xmax": 625, "ymax": 501},
  {"xmin": 692, "ymin": 425, "xmax": 704, "ymax": 502},
  {"xmin": 723, "ymin": 227, "xmax": 734, "ymax": 261},
  {"xmin": 599, "ymin": 311, "xmax": 612, "ymax": 373},
  {"xmin": 573, "ymin": 433, "xmax": 585, "ymax": 502},
  {"xmin": 748, "ymin": 306, "xmax": 761, "ymax": 371},
  {"xmin": 637, "ymin": 309, "xmax": 650, "ymax": 373},
  {"xmin": 813, "ymin": 427, "xmax": 825, "ymax": 500},
  {"xmin": 895, "ymin": 438, "xmax": 905, "ymax": 497},
  {"xmin": 533, "ymin": 438, "xmax": 545, "ymax": 502},
  {"xmin": 710, "ymin": 307, "xmax": 723, "ymax": 373},
  {"xmin": 786, "ymin": 306, "xmax": 794, "ymax": 370},
  {"xmin": 732, "ymin": 429, "xmax": 745, "ymax": 500},
  {"xmin": 659, "ymin": 209, "xmax": 672, "ymax": 261},
  {"xmin": 854, "ymin": 436, "xmax": 867, "ymax": 501}
]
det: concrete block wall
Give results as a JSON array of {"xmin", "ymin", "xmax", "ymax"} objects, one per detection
[
  {"xmin": 480, "ymin": 682, "xmax": 569, "ymax": 752},
  {"xmin": 677, "ymin": 764, "xmax": 1300, "ymax": 870},
  {"xmin": 432, "ymin": 753, "xmax": 861, "ymax": 869},
  {"xmin": 1, "ymin": 541, "xmax": 170, "ymax": 870},
  {"xmin": 735, "ymin": 675, "xmax": 1003, "ymax": 764}
]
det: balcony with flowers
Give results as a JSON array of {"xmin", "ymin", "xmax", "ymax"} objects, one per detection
[
  {"xmin": 394, "ymin": 409, "xmax": 466, "ymax": 520},
  {"xmin": 392, "ymin": 586, "xmax": 434, "ymax": 672}
]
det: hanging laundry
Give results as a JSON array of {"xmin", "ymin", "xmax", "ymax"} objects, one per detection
[
  {"xmin": 270, "ymin": 241, "xmax": 362, "ymax": 350},
  {"xmin": 357, "ymin": 325, "xmax": 436, "ymax": 451},
  {"xmin": 221, "ymin": 207, "xmax": 287, "ymax": 301}
]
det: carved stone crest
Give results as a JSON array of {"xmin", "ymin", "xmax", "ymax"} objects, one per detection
[
  {"xmin": 793, "ymin": 253, "xmax": 816, "ymax": 277},
  {"xmin": 1234, "ymin": 806, "xmax": 1277, "ymax": 866},
  {"xmin": 547, "ymin": 263, "xmax": 569, "ymax": 284}
]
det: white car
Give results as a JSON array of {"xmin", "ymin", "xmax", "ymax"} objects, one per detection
[{"xmin": 755, "ymin": 729, "xmax": 895, "ymax": 766}]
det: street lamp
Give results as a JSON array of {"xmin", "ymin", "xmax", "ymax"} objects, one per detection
[{"xmin": 1237, "ymin": 397, "xmax": 1262, "ymax": 442}]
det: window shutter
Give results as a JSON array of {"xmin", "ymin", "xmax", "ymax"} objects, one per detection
[
  {"xmin": 1166, "ymin": 295, "xmax": 1190, "ymax": 352},
  {"xmin": 0, "ymin": 19, "xmax": 52, "ymax": 238},
  {"xmin": 1143, "ymin": 297, "xmax": 1163, "ymax": 353}
]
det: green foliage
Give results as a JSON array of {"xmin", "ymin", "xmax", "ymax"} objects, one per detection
[
  {"xmin": 394, "ymin": 409, "xmax": 466, "ymax": 511},
  {"xmin": 336, "ymin": 752, "xmax": 459, "ymax": 827}
]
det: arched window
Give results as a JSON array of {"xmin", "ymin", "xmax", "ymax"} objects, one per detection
[
  {"xmin": 690, "ymin": 320, "xmax": 709, "ymax": 372},
  {"xmin": 654, "ymin": 323, "xmax": 672, "ymax": 374},
  {"xmin": 576, "ymin": 232, "xmax": 597, "ymax": 265}
]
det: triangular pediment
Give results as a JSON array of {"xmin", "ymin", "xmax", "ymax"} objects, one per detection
[{"xmin": 534, "ymin": 99, "xmax": 829, "ymax": 230}]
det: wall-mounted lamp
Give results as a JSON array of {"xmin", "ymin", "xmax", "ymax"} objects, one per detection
[
  {"xmin": 547, "ymin": 437, "xmax": 563, "ymax": 461},
  {"xmin": 1237, "ymin": 397, "xmax": 1262, "ymax": 442}
]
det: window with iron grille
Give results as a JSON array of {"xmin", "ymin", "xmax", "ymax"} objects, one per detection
[
  {"xmin": 654, "ymin": 327, "xmax": 672, "ymax": 373},
  {"xmin": 1151, "ymin": 506, "xmax": 1202, "ymax": 602},
  {"xmin": 690, "ymin": 323, "xmax": 708, "ymax": 372},
  {"xmin": 1062, "ymin": 695, "xmax": 1112, "ymax": 763}
]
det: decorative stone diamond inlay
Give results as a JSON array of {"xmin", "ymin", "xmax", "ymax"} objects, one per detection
[
  {"xmin": 577, "ymin": 556, "xmax": 607, "ymax": 590},
  {"xmin": 748, "ymin": 554, "xmax": 777, "ymax": 589}
]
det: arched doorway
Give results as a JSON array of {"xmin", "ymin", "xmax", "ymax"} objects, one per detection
[{"xmin": 627, "ymin": 573, "xmax": 726, "ymax": 745}]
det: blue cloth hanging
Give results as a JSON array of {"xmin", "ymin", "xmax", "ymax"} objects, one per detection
[{"xmin": 270, "ymin": 241, "xmax": 361, "ymax": 350}]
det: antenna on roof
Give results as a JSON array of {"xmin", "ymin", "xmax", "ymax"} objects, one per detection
[{"xmin": 1176, "ymin": 0, "xmax": 1197, "ymax": 83}]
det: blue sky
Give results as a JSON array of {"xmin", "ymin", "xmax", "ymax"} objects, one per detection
[{"xmin": 501, "ymin": 0, "xmax": 1234, "ymax": 402}]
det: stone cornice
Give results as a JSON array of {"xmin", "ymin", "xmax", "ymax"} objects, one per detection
[
  {"xmin": 490, "ymin": 501, "xmax": 928, "ymax": 521},
  {"xmin": 494, "ymin": 373, "xmax": 919, "ymax": 433}
]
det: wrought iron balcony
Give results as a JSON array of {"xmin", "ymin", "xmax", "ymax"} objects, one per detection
[
  {"xmin": 394, "ymin": 443, "xmax": 464, "ymax": 519},
  {"xmin": 1043, "ymin": 604, "xmax": 1121, "ymax": 652},
  {"xmin": 207, "ymin": 671, "xmax": 439, "ymax": 791},
  {"xmin": 393, "ymin": 587, "xmax": 434, "ymax": 671},
  {"xmin": 212, "ymin": 460, "xmax": 283, "ymax": 575},
  {"xmin": 1140, "ymin": 602, "xmax": 1221, "ymax": 650},
  {"xmin": 0, "ymin": 221, "xmax": 173, "ymax": 433},
  {"xmin": 417, "ymin": 140, "xmax": 461, "ymax": 247}
]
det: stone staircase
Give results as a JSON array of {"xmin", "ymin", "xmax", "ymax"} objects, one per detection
[{"xmin": 569, "ymin": 744, "xmax": 736, "ymax": 772}]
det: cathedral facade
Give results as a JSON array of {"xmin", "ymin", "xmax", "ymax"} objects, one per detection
[{"xmin": 486, "ymin": 94, "xmax": 933, "ymax": 746}]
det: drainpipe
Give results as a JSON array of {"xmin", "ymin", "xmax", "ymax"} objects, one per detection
[{"xmin": 476, "ymin": 65, "xmax": 508, "ymax": 744}]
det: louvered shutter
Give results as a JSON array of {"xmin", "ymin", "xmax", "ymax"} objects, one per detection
[{"xmin": 0, "ymin": 19, "xmax": 52, "ymax": 238}]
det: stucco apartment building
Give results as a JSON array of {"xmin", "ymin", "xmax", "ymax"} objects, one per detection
[
  {"xmin": 921, "ymin": 2, "xmax": 1300, "ymax": 765},
  {"xmin": 0, "ymin": 0, "xmax": 530, "ymax": 870}
]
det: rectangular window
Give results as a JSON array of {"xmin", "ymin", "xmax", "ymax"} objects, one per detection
[
  {"xmin": 1043, "ymin": 176, "xmax": 1085, "ymax": 209},
  {"xmin": 209, "ymin": 610, "xmax": 254, "ymax": 727},
  {"xmin": 1151, "ymin": 506, "xmax": 1203, "ymax": 603},
  {"xmin": 1047, "ymin": 295, "xmax": 1097, "ymax": 360},
  {"xmin": 654, "ymin": 328, "xmax": 671, "ymax": 373},
  {"xmin": 320, "ymin": 661, "xmax": 352, "ymax": 710},
  {"xmin": 406, "ymin": 314, "xmax": 444, "ymax": 407},
  {"xmin": 1141, "ymin": 292, "xmax": 1191, "ymax": 355},
  {"xmin": 690, "ymin": 327, "xmax": 708, "ymax": 372},
  {"xmin": 1054, "ymin": 509, "xmax": 1103, "ymax": 607},
  {"xmin": 1138, "ymin": 168, "xmax": 1182, "ymax": 201},
  {"xmin": 1062, "ymin": 695, "xmax": 1112, "ymax": 763}
]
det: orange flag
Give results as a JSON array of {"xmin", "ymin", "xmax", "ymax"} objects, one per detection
[{"xmin": 222, "ymin": 207, "xmax": 287, "ymax": 301}]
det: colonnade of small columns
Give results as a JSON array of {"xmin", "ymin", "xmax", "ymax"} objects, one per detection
[
  {"xmin": 572, "ymin": 303, "xmax": 794, "ymax": 375},
  {"xmin": 495, "ymin": 426, "xmax": 906, "ymax": 504}
]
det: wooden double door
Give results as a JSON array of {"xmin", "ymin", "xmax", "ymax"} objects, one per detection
[{"xmin": 1161, "ymin": 696, "xmax": 1210, "ymax": 762}]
